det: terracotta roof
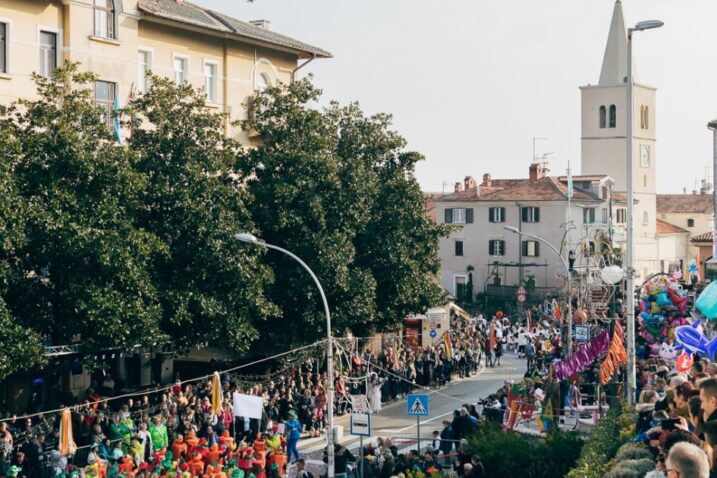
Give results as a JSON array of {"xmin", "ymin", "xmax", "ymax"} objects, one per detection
[
  {"xmin": 692, "ymin": 231, "xmax": 714, "ymax": 243},
  {"xmin": 556, "ymin": 174, "xmax": 609, "ymax": 182},
  {"xmin": 656, "ymin": 194, "xmax": 714, "ymax": 214},
  {"xmin": 137, "ymin": 0, "xmax": 332, "ymax": 58},
  {"xmin": 656, "ymin": 219, "xmax": 688, "ymax": 235},
  {"xmin": 435, "ymin": 176, "xmax": 602, "ymax": 203}
]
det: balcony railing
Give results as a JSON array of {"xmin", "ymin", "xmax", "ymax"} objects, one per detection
[{"xmin": 484, "ymin": 284, "xmax": 558, "ymax": 301}]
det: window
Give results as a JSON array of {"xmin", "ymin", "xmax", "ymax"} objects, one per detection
[
  {"xmin": 616, "ymin": 208, "xmax": 626, "ymax": 224},
  {"xmin": 0, "ymin": 22, "xmax": 6, "ymax": 74},
  {"xmin": 644, "ymin": 106, "xmax": 649, "ymax": 129},
  {"xmin": 602, "ymin": 208, "xmax": 608, "ymax": 224},
  {"xmin": 640, "ymin": 105, "xmax": 645, "ymax": 129},
  {"xmin": 489, "ymin": 239, "xmax": 505, "ymax": 256},
  {"xmin": 256, "ymin": 72, "xmax": 270, "ymax": 92},
  {"xmin": 522, "ymin": 240, "xmax": 539, "ymax": 257},
  {"xmin": 640, "ymin": 144, "xmax": 650, "ymax": 168},
  {"xmin": 609, "ymin": 104, "xmax": 616, "ymax": 128},
  {"xmin": 599, "ymin": 105, "xmax": 606, "ymax": 128},
  {"xmin": 203, "ymin": 61, "xmax": 218, "ymax": 103},
  {"xmin": 444, "ymin": 208, "xmax": 473, "ymax": 224},
  {"xmin": 642, "ymin": 211, "xmax": 649, "ymax": 227},
  {"xmin": 95, "ymin": 80, "xmax": 116, "ymax": 131},
  {"xmin": 583, "ymin": 208, "xmax": 595, "ymax": 224},
  {"xmin": 39, "ymin": 31, "xmax": 57, "ymax": 78},
  {"xmin": 454, "ymin": 275, "xmax": 467, "ymax": 300},
  {"xmin": 688, "ymin": 218, "xmax": 695, "ymax": 228},
  {"xmin": 521, "ymin": 206, "xmax": 540, "ymax": 223},
  {"xmin": 93, "ymin": 0, "xmax": 115, "ymax": 39},
  {"xmin": 454, "ymin": 240, "xmax": 463, "ymax": 256},
  {"xmin": 137, "ymin": 50, "xmax": 151, "ymax": 93},
  {"xmin": 173, "ymin": 55, "xmax": 188, "ymax": 85},
  {"xmin": 488, "ymin": 207, "xmax": 505, "ymax": 223}
]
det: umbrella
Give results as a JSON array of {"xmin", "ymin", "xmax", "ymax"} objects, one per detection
[
  {"xmin": 211, "ymin": 371, "xmax": 223, "ymax": 414},
  {"xmin": 59, "ymin": 408, "xmax": 77, "ymax": 456}
]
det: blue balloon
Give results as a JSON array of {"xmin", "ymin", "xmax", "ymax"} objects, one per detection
[
  {"xmin": 675, "ymin": 323, "xmax": 717, "ymax": 359},
  {"xmin": 657, "ymin": 291, "xmax": 672, "ymax": 307}
]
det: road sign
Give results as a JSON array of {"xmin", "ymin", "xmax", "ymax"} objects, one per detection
[
  {"xmin": 350, "ymin": 412, "xmax": 371, "ymax": 437},
  {"xmin": 407, "ymin": 394, "xmax": 429, "ymax": 416},
  {"xmin": 429, "ymin": 329, "xmax": 437, "ymax": 338},
  {"xmin": 429, "ymin": 321, "xmax": 437, "ymax": 330},
  {"xmin": 517, "ymin": 285, "xmax": 527, "ymax": 303},
  {"xmin": 574, "ymin": 325, "xmax": 590, "ymax": 342}
]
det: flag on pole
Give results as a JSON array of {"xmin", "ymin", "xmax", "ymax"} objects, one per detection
[
  {"xmin": 552, "ymin": 299, "xmax": 562, "ymax": 321},
  {"xmin": 490, "ymin": 320, "xmax": 497, "ymax": 350},
  {"xmin": 113, "ymin": 92, "xmax": 122, "ymax": 145},
  {"xmin": 59, "ymin": 409, "xmax": 76, "ymax": 455},
  {"xmin": 211, "ymin": 371, "xmax": 223, "ymax": 414},
  {"xmin": 538, "ymin": 399, "xmax": 552, "ymax": 433},
  {"xmin": 526, "ymin": 310, "xmax": 532, "ymax": 332},
  {"xmin": 567, "ymin": 165, "xmax": 574, "ymax": 199},
  {"xmin": 443, "ymin": 332, "xmax": 452, "ymax": 360}
]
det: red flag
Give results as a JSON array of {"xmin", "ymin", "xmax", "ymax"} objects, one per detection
[{"xmin": 552, "ymin": 299, "xmax": 562, "ymax": 321}]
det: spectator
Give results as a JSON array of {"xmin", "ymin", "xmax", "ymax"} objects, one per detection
[{"xmin": 665, "ymin": 442, "xmax": 709, "ymax": 478}]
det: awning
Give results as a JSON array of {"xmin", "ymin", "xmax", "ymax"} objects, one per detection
[{"xmin": 449, "ymin": 302, "xmax": 470, "ymax": 320}]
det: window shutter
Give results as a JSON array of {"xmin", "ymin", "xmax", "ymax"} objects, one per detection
[
  {"xmin": 500, "ymin": 207, "xmax": 505, "ymax": 222},
  {"xmin": 535, "ymin": 242, "xmax": 540, "ymax": 256},
  {"xmin": 499, "ymin": 240, "xmax": 505, "ymax": 255},
  {"xmin": 444, "ymin": 208, "xmax": 453, "ymax": 223},
  {"xmin": 489, "ymin": 208, "xmax": 494, "ymax": 222},
  {"xmin": 488, "ymin": 240, "xmax": 494, "ymax": 255},
  {"xmin": 521, "ymin": 207, "xmax": 527, "ymax": 222},
  {"xmin": 534, "ymin": 208, "xmax": 540, "ymax": 222},
  {"xmin": 466, "ymin": 208, "xmax": 474, "ymax": 224},
  {"xmin": 521, "ymin": 241, "xmax": 527, "ymax": 257}
]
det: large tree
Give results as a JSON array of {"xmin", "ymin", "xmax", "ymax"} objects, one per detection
[
  {"xmin": 241, "ymin": 78, "xmax": 449, "ymax": 351},
  {"xmin": 1, "ymin": 65, "xmax": 165, "ymax": 354},
  {"xmin": 126, "ymin": 75, "xmax": 276, "ymax": 353}
]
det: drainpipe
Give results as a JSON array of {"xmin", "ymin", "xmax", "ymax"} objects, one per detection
[
  {"xmin": 516, "ymin": 202, "xmax": 524, "ymax": 319},
  {"xmin": 291, "ymin": 54, "xmax": 317, "ymax": 82}
]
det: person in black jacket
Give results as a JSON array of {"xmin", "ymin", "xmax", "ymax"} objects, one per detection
[
  {"xmin": 379, "ymin": 450, "xmax": 395, "ymax": 478},
  {"xmin": 439, "ymin": 420, "xmax": 453, "ymax": 465},
  {"xmin": 451, "ymin": 408, "xmax": 472, "ymax": 441}
]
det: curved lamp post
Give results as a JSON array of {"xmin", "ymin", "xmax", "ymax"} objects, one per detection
[
  {"xmin": 504, "ymin": 226, "xmax": 573, "ymax": 353},
  {"xmin": 235, "ymin": 233, "xmax": 335, "ymax": 478}
]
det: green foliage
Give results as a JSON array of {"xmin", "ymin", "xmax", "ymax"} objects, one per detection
[
  {"xmin": 613, "ymin": 443, "xmax": 651, "ymax": 462},
  {"xmin": 241, "ymin": 78, "xmax": 449, "ymax": 351},
  {"xmin": 126, "ymin": 74, "xmax": 276, "ymax": 353},
  {"xmin": 566, "ymin": 409, "xmax": 634, "ymax": 478},
  {"xmin": 467, "ymin": 423, "xmax": 583, "ymax": 478},
  {"xmin": 1, "ymin": 63, "xmax": 165, "ymax": 358}
]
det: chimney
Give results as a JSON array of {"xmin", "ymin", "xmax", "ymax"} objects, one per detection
[
  {"xmin": 464, "ymin": 176, "xmax": 476, "ymax": 190},
  {"xmin": 529, "ymin": 163, "xmax": 548, "ymax": 181},
  {"xmin": 249, "ymin": 19, "xmax": 271, "ymax": 30},
  {"xmin": 481, "ymin": 173, "xmax": 492, "ymax": 188},
  {"xmin": 454, "ymin": 182, "xmax": 463, "ymax": 193}
]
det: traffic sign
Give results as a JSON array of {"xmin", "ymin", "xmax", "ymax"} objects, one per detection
[
  {"xmin": 407, "ymin": 394, "xmax": 429, "ymax": 416},
  {"xmin": 429, "ymin": 330, "xmax": 437, "ymax": 338},
  {"xmin": 429, "ymin": 321, "xmax": 437, "ymax": 330},
  {"xmin": 350, "ymin": 412, "xmax": 371, "ymax": 437},
  {"xmin": 574, "ymin": 325, "xmax": 590, "ymax": 342},
  {"xmin": 517, "ymin": 285, "xmax": 527, "ymax": 303}
]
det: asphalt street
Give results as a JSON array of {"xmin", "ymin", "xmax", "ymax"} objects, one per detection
[{"xmin": 299, "ymin": 352, "xmax": 527, "ymax": 453}]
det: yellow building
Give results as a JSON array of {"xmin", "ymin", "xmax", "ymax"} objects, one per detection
[{"xmin": 0, "ymin": 0, "xmax": 331, "ymax": 142}]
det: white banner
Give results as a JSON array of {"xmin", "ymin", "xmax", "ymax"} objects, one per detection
[{"xmin": 232, "ymin": 393, "xmax": 263, "ymax": 419}]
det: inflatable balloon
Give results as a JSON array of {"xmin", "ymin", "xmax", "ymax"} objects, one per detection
[
  {"xmin": 689, "ymin": 260, "xmax": 699, "ymax": 274},
  {"xmin": 657, "ymin": 291, "xmax": 672, "ymax": 307},
  {"xmin": 659, "ymin": 342, "xmax": 678, "ymax": 361},
  {"xmin": 496, "ymin": 310, "xmax": 503, "ymax": 319},
  {"xmin": 697, "ymin": 281, "xmax": 717, "ymax": 319},
  {"xmin": 676, "ymin": 351, "xmax": 693, "ymax": 372},
  {"xmin": 675, "ymin": 323, "xmax": 717, "ymax": 359}
]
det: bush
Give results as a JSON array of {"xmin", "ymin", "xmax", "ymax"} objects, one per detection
[
  {"xmin": 602, "ymin": 468, "xmax": 640, "ymax": 478},
  {"xmin": 567, "ymin": 408, "xmax": 629, "ymax": 478},
  {"xmin": 613, "ymin": 443, "xmax": 651, "ymax": 462},
  {"xmin": 467, "ymin": 423, "xmax": 583, "ymax": 478}
]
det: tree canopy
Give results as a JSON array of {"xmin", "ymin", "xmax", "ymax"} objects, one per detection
[{"xmin": 0, "ymin": 64, "xmax": 448, "ymax": 378}]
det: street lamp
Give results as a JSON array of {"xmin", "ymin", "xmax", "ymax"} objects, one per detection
[
  {"xmin": 504, "ymin": 226, "xmax": 573, "ymax": 352},
  {"xmin": 234, "ymin": 233, "xmax": 336, "ymax": 478},
  {"xmin": 706, "ymin": 120, "xmax": 717, "ymax": 282},
  {"xmin": 625, "ymin": 18, "xmax": 663, "ymax": 406}
]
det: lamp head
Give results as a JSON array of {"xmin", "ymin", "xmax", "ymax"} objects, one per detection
[
  {"xmin": 503, "ymin": 226, "xmax": 520, "ymax": 234},
  {"xmin": 234, "ymin": 233, "xmax": 258, "ymax": 244},
  {"xmin": 633, "ymin": 20, "xmax": 664, "ymax": 31}
]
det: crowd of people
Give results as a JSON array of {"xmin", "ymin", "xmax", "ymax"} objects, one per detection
[{"xmin": 0, "ymin": 306, "xmax": 518, "ymax": 478}]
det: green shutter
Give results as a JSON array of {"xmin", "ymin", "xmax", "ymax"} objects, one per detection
[
  {"xmin": 444, "ymin": 208, "xmax": 453, "ymax": 223},
  {"xmin": 466, "ymin": 208, "xmax": 474, "ymax": 223}
]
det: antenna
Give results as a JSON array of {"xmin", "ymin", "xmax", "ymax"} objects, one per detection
[{"xmin": 532, "ymin": 137, "xmax": 547, "ymax": 163}]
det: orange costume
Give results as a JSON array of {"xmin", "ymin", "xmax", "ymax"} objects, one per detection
[
  {"xmin": 189, "ymin": 453, "xmax": 206, "ymax": 477},
  {"xmin": 172, "ymin": 436, "xmax": 188, "ymax": 460}
]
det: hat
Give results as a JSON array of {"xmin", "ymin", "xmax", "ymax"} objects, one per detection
[
  {"xmin": 288, "ymin": 410, "xmax": 298, "ymax": 418},
  {"xmin": 6, "ymin": 466, "xmax": 21, "ymax": 477},
  {"xmin": 657, "ymin": 365, "xmax": 669, "ymax": 374}
]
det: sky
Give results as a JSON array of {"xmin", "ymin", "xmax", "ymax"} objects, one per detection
[{"xmin": 194, "ymin": 0, "xmax": 717, "ymax": 195}]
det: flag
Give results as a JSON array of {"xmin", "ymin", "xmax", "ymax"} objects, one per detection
[
  {"xmin": 538, "ymin": 399, "xmax": 552, "ymax": 433},
  {"xmin": 211, "ymin": 371, "xmax": 223, "ymax": 414},
  {"xmin": 567, "ymin": 166, "xmax": 574, "ymax": 199},
  {"xmin": 443, "ymin": 332, "xmax": 452, "ymax": 360},
  {"xmin": 552, "ymin": 299, "xmax": 562, "ymax": 321},
  {"xmin": 526, "ymin": 310, "xmax": 532, "ymax": 332},
  {"xmin": 125, "ymin": 82, "xmax": 136, "ymax": 141},
  {"xmin": 59, "ymin": 409, "xmax": 76, "ymax": 455},
  {"xmin": 113, "ymin": 92, "xmax": 122, "ymax": 145},
  {"xmin": 490, "ymin": 321, "xmax": 497, "ymax": 350}
]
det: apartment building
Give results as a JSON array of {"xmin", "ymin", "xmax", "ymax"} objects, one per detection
[{"xmin": 0, "ymin": 0, "xmax": 331, "ymax": 142}]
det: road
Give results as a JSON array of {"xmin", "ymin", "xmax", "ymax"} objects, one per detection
[{"xmin": 299, "ymin": 352, "xmax": 527, "ymax": 454}]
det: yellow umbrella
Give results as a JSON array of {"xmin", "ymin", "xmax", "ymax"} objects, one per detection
[
  {"xmin": 211, "ymin": 371, "xmax": 223, "ymax": 414},
  {"xmin": 59, "ymin": 408, "xmax": 76, "ymax": 456}
]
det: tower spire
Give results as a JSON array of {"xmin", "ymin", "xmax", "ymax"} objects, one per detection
[{"xmin": 598, "ymin": 0, "xmax": 630, "ymax": 85}]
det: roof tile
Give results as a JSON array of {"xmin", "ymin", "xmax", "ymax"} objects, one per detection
[
  {"xmin": 656, "ymin": 194, "xmax": 714, "ymax": 214},
  {"xmin": 434, "ymin": 176, "xmax": 602, "ymax": 203},
  {"xmin": 656, "ymin": 219, "xmax": 688, "ymax": 235}
]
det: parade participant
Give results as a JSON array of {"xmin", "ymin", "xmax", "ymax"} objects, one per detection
[{"xmin": 284, "ymin": 411, "xmax": 302, "ymax": 464}]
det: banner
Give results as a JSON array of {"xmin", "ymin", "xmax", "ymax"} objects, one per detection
[{"xmin": 232, "ymin": 393, "xmax": 263, "ymax": 419}]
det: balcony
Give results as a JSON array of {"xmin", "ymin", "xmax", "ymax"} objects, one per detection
[{"xmin": 484, "ymin": 284, "xmax": 558, "ymax": 301}]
